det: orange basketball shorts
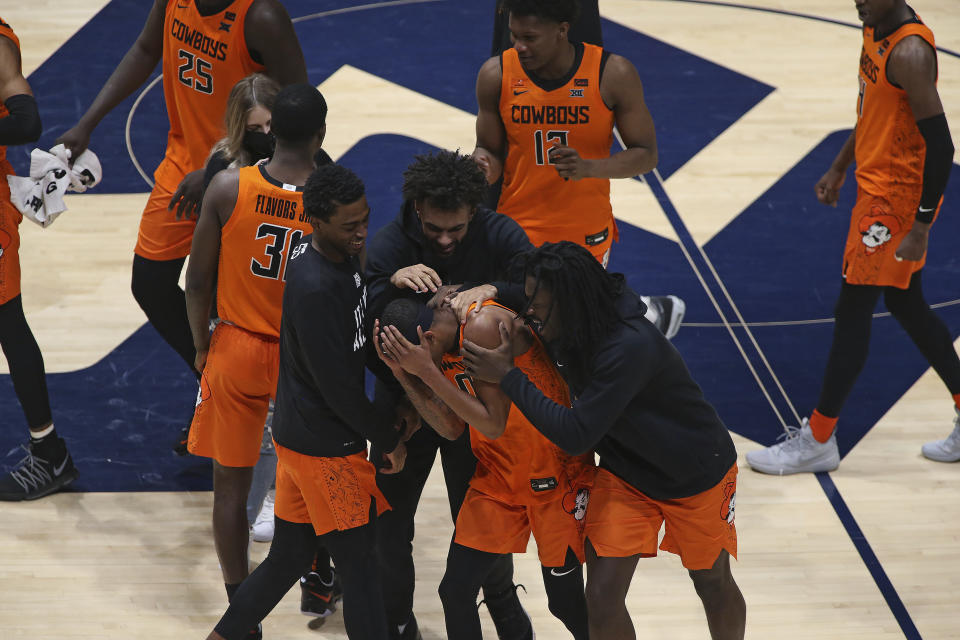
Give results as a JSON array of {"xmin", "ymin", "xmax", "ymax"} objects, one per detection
[
  {"xmin": 188, "ymin": 323, "xmax": 279, "ymax": 467},
  {"xmin": 842, "ymin": 187, "xmax": 940, "ymax": 289},
  {"xmin": 525, "ymin": 218, "xmax": 618, "ymax": 268},
  {"xmin": 0, "ymin": 198, "xmax": 22, "ymax": 306},
  {"xmin": 134, "ymin": 159, "xmax": 197, "ymax": 261},
  {"xmin": 585, "ymin": 465, "xmax": 738, "ymax": 571},
  {"xmin": 455, "ymin": 474, "xmax": 593, "ymax": 567},
  {"xmin": 273, "ymin": 444, "xmax": 390, "ymax": 536}
]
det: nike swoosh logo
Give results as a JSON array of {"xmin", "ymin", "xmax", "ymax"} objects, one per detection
[
  {"xmin": 550, "ymin": 566, "xmax": 578, "ymax": 577},
  {"xmin": 53, "ymin": 456, "xmax": 69, "ymax": 476},
  {"xmin": 513, "ymin": 90, "xmax": 528, "ymax": 96},
  {"xmin": 918, "ymin": 206, "xmax": 935, "ymax": 213},
  {"xmin": 309, "ymin": 591, "xmax": 332, "ymax": 601}
]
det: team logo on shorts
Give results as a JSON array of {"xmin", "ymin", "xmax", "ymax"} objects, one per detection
[
  {"xmin": 858, "ymin": 206, "xmax": 901, "ymax": 255},
  {"xmin": 0, "ymin": 227, "xmax": 11, "ymax": 258},
  {"xmin": 721, "ymin": 482, "xmax": 736, "ymax": 525},
  {"xmin": 195, "ymin": 375, "xmax": 211, "ymax": 407},
  {"xmin": 573, "ymin": 487, "xmax": 589, "ymax": 521}
]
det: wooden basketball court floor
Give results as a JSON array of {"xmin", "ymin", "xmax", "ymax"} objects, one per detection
[{"xmin": 1, "ymin": 1, "xmax": 959, "ymax": 638}]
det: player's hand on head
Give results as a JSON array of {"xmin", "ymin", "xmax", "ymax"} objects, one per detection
[
  {"xmin": 814, "ymin": 167, "xmax": 845, "ymax": 207},
  {"xmin": 427, "ymin": 284, "xmax": 462, "ymax": 309},
  {"xmin": 380, "ymin": 441, "xmax": 407, "ymax": 474},
  {"xmin": 894, "ymin": 222, "xmax": 930, "ymax": 262},
  {"xmin": 472, "ymin": 147, "xmax": 503, "ymax": 184},
  {"xmin": 390, "ymin": 264, "xmax": 442, "ymax": 293},
  {"xmin": 449, "ymin": 284, "xmax": 498, "ymax": 324},
  {"xmin": 374, "ymin": 320, "xmax": 405, "ymax": 374},
  {"xmin": 462, "ymin": 321, "xmax": 514, "ymax": 383},
  {"xmin": 55, "ymin": 125, "xmax": 92, "ymax": 164},
  {"xmin": 378, "ymin": 325, "xmax": 435, "ymax": 378},
  {"xmin": 168, "ymin": 169, "xmax": 205, "ymax": 220},
  {"xmin": 549, "ymin": 144, "xmax": 590, "ymax": 181}
]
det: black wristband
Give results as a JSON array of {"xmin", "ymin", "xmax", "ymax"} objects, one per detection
[
  {"xmin": 915, "ymin": 112, "xmax": 954, "ymax": 221},
  {"xmin": 0, "ymin": 94, "xmax": 42, "ymax": 145}
]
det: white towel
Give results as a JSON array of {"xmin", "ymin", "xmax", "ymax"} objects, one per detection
[{"xmin": 6, "ymin": 144, "xmax": 102, "ymax": 228}]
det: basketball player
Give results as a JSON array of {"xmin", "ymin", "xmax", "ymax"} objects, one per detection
[
  {"xmin": 747, "ymin": 0, "xmax": 959, "ymax": 474},
  {"xmin": 185, "ymin": 84, "xmax": 327, "ymax": 627},
  {"xmin": 0, "ymin": 16, "xmax": 78, "ymax": 501},
  {"xmin": 366, "ymin": 150, "xmax": 533, "ymax": 640},
  {"xmin": 462, "ymin": 242, "xmax": 746, "ymax": 640},
  {"xmin": 376, "ymin": 297, "xmax": 591, "ymax": 639},
  {"xmin": 56, "ymin": 0, "xmax": 306, "ymax": 450},
  {"xmin": 207, "ymin": 163, "xmax": 409, "ymax": 640},
  {"xmin": 474, "ymin": 0, "xmax": 684, "ymax": 337}
]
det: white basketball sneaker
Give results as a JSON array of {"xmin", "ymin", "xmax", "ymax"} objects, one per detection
[
  {"xmin": 921, "ymin": 407, "xmax": 960, "ymax": 462},
  {"xmin": 641, "ymin": 295, "xmax": 686, "ymax": 340},
  {"xmin": 251, "ymin": 489, "xmax": 275, "ymax": 542},
  {"xmin": 746, "ymin": 418, "xmax": 840, "ymax": 475}
]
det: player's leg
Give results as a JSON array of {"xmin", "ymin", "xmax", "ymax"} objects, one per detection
[
  {"xmin": 299, "ymin": 545, "xmax": 342, "ymax": 618},
  {"xmin": 539, "ymin": 547, "xmax": 588, "ymax": 639},
  {"xmin": 882, "ymin": 271, "xmax": 960, "ymax": 460},
  {"xmin": 213, "ymin": 462, "xmax": 255, "ymax": 590},
  {"xmin": 324, "ymin": 503, "xmax": 389, "ymax": 639},
  {"xmin": 583, "ymin": 540, "xmax": 641, "ymax": 640},
  {"xmin": 131, "ymin": 254, "xmax": 197, "ymax": 373},
  {"xmin": 0, "ymin": 206, "xmax": 75, "ymax": 499},
  {"xmin": 374, "ymin": 423, "xmax": 441, "ymax": 637},
  {"xmin": 210, "ymin": 517, "xmax": 317, "ymax": 640},
  {"xmin": 438, "ymin": 542, "xmax": 508, "ymax": 640},
  {"xmin": 440, "ymin": 432, "xmax": 528, "ymax": 640},
  {"xmin": 688, "ymin": 551, "xmax": 746, "ymax": 640},
  {"xmin": 747, "ymin": 281, "xmax": 880, "ymax": 474}
]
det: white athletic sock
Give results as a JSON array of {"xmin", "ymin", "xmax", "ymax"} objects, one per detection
[{"xmin": 30, "ymin": 423, "xmax": 55, "ymax": 440}]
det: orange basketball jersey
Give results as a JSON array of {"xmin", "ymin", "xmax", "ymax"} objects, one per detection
[
  {"xmin": 156, "ymin": 0, "xmax": 264, "ymax": 189},
  {"xmin": 498, "ymin": 43, "xmax": 616, "ymax": 249},
  {"xmin": 441, "ymin": 302, "xmax": 593, "ymax": 504},
  {"xmin": 217, "ymin": 165, "xmax": 312, "ymax": 337},
  {"xmin": 0, "ymin": 16, "xmax": 21, "ymax": 202},
  {"xmin": 855, "ymin": 16, "xmax": 936, "ymax": 198}
]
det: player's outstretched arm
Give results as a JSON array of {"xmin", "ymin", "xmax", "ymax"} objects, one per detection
[
  {"xmin": 0, "ymin": 33, "xmax": 40, "ymax": 146},
  {"xmin": 246, "ymin": 0, "xmax": 307, "ymax": 86},
  {"xmin": 816, "ymin": 130, "xmax": 855, "ymax": 207},
  {"xmin": 591, "ymin": 54, "xmax": 657, "ymax": 179},
  {"xmin": 184, "ymin": 170, "xmax": 238, "ymax": 372},
  {"xmin": 473, "ymin": 56, "xmax": 507, "ymax": 184},
  {"xmin": 890, "ymin": 35, "xmax": 954, "ymax": 261},
  {"xmin": 56, "ymin": 0, "xmax": 165, "ymax": 159}
]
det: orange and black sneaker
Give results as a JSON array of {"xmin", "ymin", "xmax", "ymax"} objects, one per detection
[
  {"xmin": 300, "ymin": 568, "xmax": 342, "ymax": 617},
  {"xmin": 173, "ymin": 424, "xmax": 190, "ymax": 456}
]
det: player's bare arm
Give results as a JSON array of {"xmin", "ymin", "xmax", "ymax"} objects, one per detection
[
  {"xmin": 245, "ymin": 0, "xmax": 307, "ymax": 85},
  {"xmin": 0, "ymin": 33, "xmax": 39, "ymax": 145},
  {"xmin": 56, "ymin": 0, "xmax": 165, "ymax": 159},
  {"xmin": 816, "ymin": 130, "xmax": 855, "ymax": 207},
  {"xmin": 473, "ymin": 56, "xmax": 506, "ymax": 184},
  {"xmin": 378, "ymin": 309, "xmax": 513, "ymax": 439},
  {"xmin": 184, "ymin": 169, "xmax": 238, "ymax": 372},
  {"xmin": 551, "ymin": 53, "xmax": 657, "ymax": 181},
  {"xmin": 374, "ymin": 320, "xmax": 465, "ymax": 440},
  {"xmin": 889, "ymin": 35, "xmax": 953, "ymax": 261}
]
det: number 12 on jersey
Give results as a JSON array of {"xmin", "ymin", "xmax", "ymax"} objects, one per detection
[
  {"xmin": 251, "ymin": 223, "xmax": 302, "ymax": 281},
  {"xmin": 534, "ymin": 130, "xmax": 569, "ymax": 165}
]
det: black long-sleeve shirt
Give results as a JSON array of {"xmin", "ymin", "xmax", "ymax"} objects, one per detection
[
  {"xmin": 366, "ymin": 201, "xmax": 533, "ymax": 323},
  {"xmin": 272, "ymin": 238, "xmax": 400, "ymax": 457},
  {"xmin": 500, "ymin": 287, "xmax": 737, "ymax": 500}
]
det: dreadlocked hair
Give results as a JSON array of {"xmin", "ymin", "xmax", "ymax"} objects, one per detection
[
  {"xmin": 499, "ymin": 0, "xmax": 580, "ymax": 25},
  {"xmin": 401, "ymin": 149, "xmax": 488, "ymax": 212},
  {"xmin": 512, "ymin": 241, "xmax": 624, "ymax": 387}
]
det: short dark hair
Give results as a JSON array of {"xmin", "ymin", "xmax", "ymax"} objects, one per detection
[
  {"xmin": 303, "ymin": 164, "xmax": 365, "ymax": 222},
  {"xmin": 511, "ymin": 241, "xmax": 623, "ymax": 386},
  {"xmin": 401, "ymin": 150, "xmax": 488, "ymax": 212},
  {"xmin": 380, "ymin": 298, "xmax": 433, "ymax": 344},
  {"xmin": 500, "ymin": 0, "xmax": 580, "ymax": 25},
  {"xmin": 270, "ymin": 83, "xmax": 327, "ymax": 144}
]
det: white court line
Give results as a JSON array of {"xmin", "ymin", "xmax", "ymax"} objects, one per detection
[{"xmin": 123, "ymin": 0, "xmax": 448, "ymax": 189}]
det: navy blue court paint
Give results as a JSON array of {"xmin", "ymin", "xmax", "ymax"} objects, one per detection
[{"xmin": 816, "ymin": 473, "xmax": 922, "ymax": 640}]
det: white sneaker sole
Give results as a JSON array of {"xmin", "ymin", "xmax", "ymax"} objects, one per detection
[{"xmin": 663, "ymin": 295, "xmax": 685, "ymax": 340}]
